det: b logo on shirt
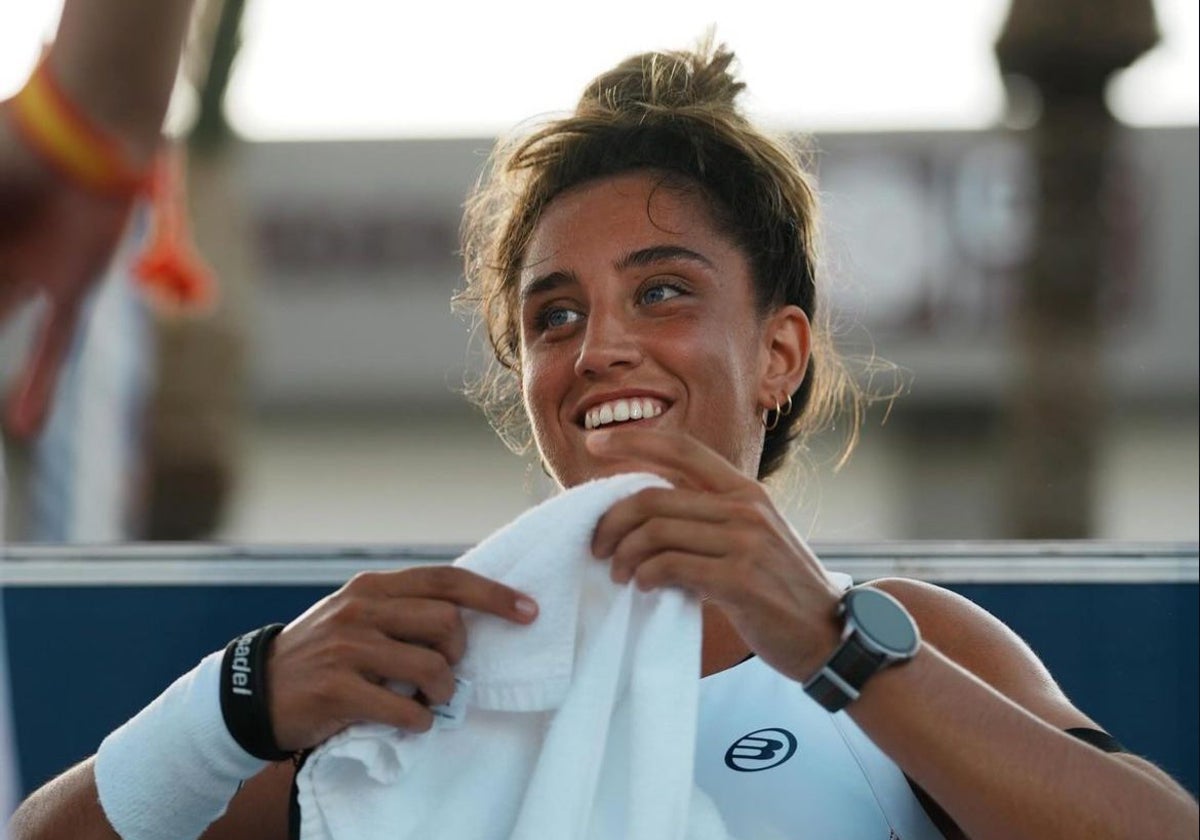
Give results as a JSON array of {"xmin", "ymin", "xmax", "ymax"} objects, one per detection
[{"xmin": 724, "ymin": 727, "xmax": 797, "ymax": 772}]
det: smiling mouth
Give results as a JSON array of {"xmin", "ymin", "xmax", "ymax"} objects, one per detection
[{"xmin": 582, "ymin": 397, "xmax": 667, "ymax": 430}]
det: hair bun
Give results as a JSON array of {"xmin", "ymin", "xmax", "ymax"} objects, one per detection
[{"xmin": 577, "ymin": 36, "xmax": 745, "ymax": 116}]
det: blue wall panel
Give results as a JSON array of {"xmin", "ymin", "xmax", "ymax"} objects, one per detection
[{"xmin": 5, "ymin": 581, "xmax": 1197, "ymax": 798}]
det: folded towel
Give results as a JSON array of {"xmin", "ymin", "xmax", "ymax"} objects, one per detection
[{"xmin": 296, "ymin": 472, "xmax": 734, "ymax": 840}]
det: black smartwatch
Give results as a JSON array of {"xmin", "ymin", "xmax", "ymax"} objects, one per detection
[{"xmin": 803, "ymin": 586, "xmax": 920, "ymax": 713}]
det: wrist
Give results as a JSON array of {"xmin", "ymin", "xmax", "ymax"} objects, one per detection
[
  {"xmin": 802, "ymin": 586, "xmax": 921, "ymax": 713},
  {"xmin": 50, "ymin": 0, "xmax": 195, "ymax": 158},
  {"xmin": 220, "ymin": 624, "xmax": 293, "ymax": 761},
  {"xmin": 95, "ymin": 651, "xmax": 268, "ymax": 840},
  {"xmin": 799, "ymin": 593, "xmax": 845, "ymax": 682},
  {"xmin": 46, "ymin": 49, "xmax": 161, "ymax": 167},
  {"xmin": 7, "ymin": 53, "xmax": 157, "ymax": 197}
]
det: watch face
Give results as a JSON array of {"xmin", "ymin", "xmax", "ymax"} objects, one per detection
[{"xmin": 846, "ymin": 587, "xmax": 919, "ymax": 657}]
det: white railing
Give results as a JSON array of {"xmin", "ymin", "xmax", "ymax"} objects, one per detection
[{"xmin": 2, "ymin": 541, "xmax": 1196, "ymax": 586}]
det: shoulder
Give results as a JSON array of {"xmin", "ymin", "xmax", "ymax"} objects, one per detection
[{"xmin": 866, "ymin": 577, "xmax": 1097, "ymax": 730}]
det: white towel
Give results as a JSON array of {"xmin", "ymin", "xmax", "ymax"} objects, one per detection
[{"xmin": 297, "ymin": 472, "xmax": 733, "ymax": 840}]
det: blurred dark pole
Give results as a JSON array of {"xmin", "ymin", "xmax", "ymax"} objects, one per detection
[
  {"xmin": 995, "ymin": 1, "xmax": 1158, "ymax": 538},
  {"xmin": 144, "ymin": 0, "xmax": 251, "ymax": 539},
  {"xmin": 189, "ymin": 0, "xmax": 244, "ymax": 153}
]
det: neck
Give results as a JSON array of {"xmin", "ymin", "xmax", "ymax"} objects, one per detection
[{"xmin": 700, "ymin": 602, "xmax": 751, "ymax": 677}]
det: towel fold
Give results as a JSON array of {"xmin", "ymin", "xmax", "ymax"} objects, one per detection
[{"xmin": 297, "ymin": 472, "xmax": 733, "ymax": 840}]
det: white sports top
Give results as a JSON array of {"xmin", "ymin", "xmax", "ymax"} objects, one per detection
[
  {"xmin": 694, "ymin": 623, "xmax": 945, "ymax": 838},
  {"xmin": 287, "ymin": 566, "xmax": 948, "ymax": 840}
]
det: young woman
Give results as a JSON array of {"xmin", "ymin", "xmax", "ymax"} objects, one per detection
[{"xmin": 11, "ymin": 40, "xmax": 1197, "ymax": 840}]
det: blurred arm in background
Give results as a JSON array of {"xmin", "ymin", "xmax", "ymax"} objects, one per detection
[{"xmin": 0, "ymin": 0, "xmax": 196, "ymax": 439}]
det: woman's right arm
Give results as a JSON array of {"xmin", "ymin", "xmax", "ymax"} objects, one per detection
[
  {"xmin": 9, "ymin": 566, "xmax": 538, "ymax": 840},
  {"xmin": 9, "ymin": 757, "xmax": 294, "ymax": 840},
  {"xmin": 9, "ymin": 759, "xmax": 119, "ymax": 840}
]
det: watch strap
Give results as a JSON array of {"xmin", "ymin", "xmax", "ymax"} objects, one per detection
[{"xmin": 803, "ymin": 633, "xmax": 887, "ymax": 712}]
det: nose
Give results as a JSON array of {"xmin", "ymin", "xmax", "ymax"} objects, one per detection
[{"xmin": 574, "ymin": 309, "xmax": 642, "ymax": 377}]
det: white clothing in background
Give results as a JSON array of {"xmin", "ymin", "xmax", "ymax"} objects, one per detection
[{"xmin": 29, "ymin": 222, "xmax": 151, "ymax": 542}]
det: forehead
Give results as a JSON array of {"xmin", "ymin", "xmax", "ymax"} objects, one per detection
[{"xmin": 521, "ymin": 171, "xmax": 733, "ymax": 276}]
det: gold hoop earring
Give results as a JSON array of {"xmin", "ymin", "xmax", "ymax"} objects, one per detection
[{"xmin": 762, "ymin": 397, "xmax": 782, "ymax": 431}]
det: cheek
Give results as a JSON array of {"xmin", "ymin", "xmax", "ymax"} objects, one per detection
[
  {"xmin": 690, "ymin": 331, "xmax": 768, "ymax": 431},
  {"xmin": 676, "ymin": 323, "xmax": 760, "ymax": 390},
  {"xmin": 520, "ymin": 355, "xmax": 562, "ymax": 437}
]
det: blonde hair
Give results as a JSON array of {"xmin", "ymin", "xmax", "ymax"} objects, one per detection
[{"xmin": 457, "ymin": 38, "xmax": 863, "ymax": 480}]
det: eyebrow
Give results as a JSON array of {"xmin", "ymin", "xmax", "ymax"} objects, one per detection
[
  {"xmin": 615, "ymin": 244, "xmax": 715, "ymax": 272},
  {"xmin": 520, "ymin": 270, "xmax": 577, "ymax": 303},
  {"xmin": 520, "ymin": 245, "xmax": 715, "ymax": 303}
]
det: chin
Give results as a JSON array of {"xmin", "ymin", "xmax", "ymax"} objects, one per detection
[{"xmin": 572, "ymin": 458, "xmax": 670, "ymax": 486}]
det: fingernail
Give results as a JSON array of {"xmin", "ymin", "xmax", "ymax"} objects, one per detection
[{"xmin": 515, "ymin": 597, "xmax": 538, "ymax": 619}]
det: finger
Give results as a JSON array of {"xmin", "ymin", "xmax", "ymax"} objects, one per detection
[
  {"xmin": 592, "ymin": 486, "xmax": 728, "ymax": 559},
  {"xmin": 351, "ymin": 567, "xmax": 538, "ymax": 625},
  {"xmin": 360, "ymin": 640, "xmax": 457, "ymax": 707},
  {"xmin": 630, "ymin": 550, "xmax": 724, "ymax": 597},
  {"xmin": 585, "ymin": 428, "xmax": 748, "ymax": 493},
  {"xmin": 343, "ymin": 681, "xmax": 437, "ymax": 735},
  {"xmin": 4, "ymin": 296, "xmax": 83, "ymax": 439},
  {"xmin": 609, "ymin": 518, "xmax": 730, "ymax": 584},
  {"xmin": 370, "ymin": 598, "xmax": 467, "ymax": 666}
]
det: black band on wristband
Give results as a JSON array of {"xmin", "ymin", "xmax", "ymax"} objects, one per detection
[{"xmin": 219, "ymin": 623, "xmax": 291, "ymax": 761}]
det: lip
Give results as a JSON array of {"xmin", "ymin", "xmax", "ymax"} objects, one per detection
[{"xmin": 573, "ymin": 389, "xmax": 673, "ymax": 428}]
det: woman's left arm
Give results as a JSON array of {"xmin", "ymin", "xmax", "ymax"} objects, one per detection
[
  {"xmin": 853, "ymin": 577, "xmax": 1198, "ymax": 840},
  {"xmin": 587, "ymin": 428, "xmax": 1198, "ymax": 840}
]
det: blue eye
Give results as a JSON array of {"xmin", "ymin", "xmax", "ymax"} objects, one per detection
[
  {"xmin": 538, "ymin": 306, "xmax": 581, "ymax": 331},
  {"xmin": 640, "ymin": 283, "xmax": 684, "ymax": 305}
]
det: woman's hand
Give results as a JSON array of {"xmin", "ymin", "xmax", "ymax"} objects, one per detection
[
  {"xmin": 0, "ymin": 106, "xmax": 139, "ymax": 438},
  {"xmin": 587, "ymin": 427, "xmax": 843, "ymax": 683},
  {"xmin": 266, "ymin": 566, "xmax": 538, "ymax": 752}
]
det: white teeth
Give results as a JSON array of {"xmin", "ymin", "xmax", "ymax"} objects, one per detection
[{"xmin": 583, "ymin": 398, "xmax": 665, "ymax": 430}]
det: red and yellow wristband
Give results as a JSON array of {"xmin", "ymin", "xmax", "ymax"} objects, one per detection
[
  {"xmin": 7, "ymin": 56, "xmax": 216, "ymax": 309},
  {"xmin": 8, "ymin": 56, "xmax": 154, "ymax": 198}
]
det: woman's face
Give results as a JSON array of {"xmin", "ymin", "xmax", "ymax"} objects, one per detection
[{"xmin": 517, "ymin": 171, "xmax": 780, "ymax": 487}]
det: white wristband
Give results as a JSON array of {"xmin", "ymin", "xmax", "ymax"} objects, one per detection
[{"xmin": 95, "ymin": 651, "xmax": 269, "ymax": 840}]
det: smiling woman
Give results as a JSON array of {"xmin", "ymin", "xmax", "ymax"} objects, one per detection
[
  {"xmin": 458, "ymin": 45, "xmax": 860, "ymax": 483},
  {"xmin": 456, "ymin": 37, "xmax": 1200, "ymax": 839},
  {"xmin": 10, "ymin": 35, "xmax": 1199, "ymax": 840},
  {"xmin": 514, "ymin": 173, "xmax": 802, "ymax": 488}
]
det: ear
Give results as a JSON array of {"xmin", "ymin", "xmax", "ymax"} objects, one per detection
[{"xmin": 757, "ymin": 305, "xmax": 811, "ymax": 406}]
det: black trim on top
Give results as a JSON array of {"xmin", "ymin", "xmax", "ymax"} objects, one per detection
[
  {"xmin": 1066, "ymin": 727, "xmax": 1127, "ymax": 754},
  {"xmin": 288, "ymin": 749, "xmax": 313, "ymax": 840},
  {"xmin": 908, "ymin": 726, "xmax": 1130, "ymax": 838}
]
